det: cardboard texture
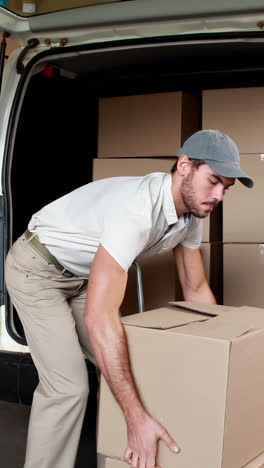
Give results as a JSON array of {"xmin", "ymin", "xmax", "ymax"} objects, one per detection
[
  {"xmin": 97, "ymin": 454, "xmax": 127, "ymax": 468},
  {"xmin": 202, "ymin": 87, "xmax": 264, "ymax": 153},
  {"xmin": 223, "ymin": 154, "xmax": 264, "ymax": 242},
  {"xmin": 36, "ymin": 0, "xmax": 119, "ymax": 14},
  {"xmin": 121, "ymin": 250, "xmax": 179, "ymax": 316},
  {"xmin": 93, "ymin": 158, "xmax": 210, "ymax": 241},
  {"xmin": 97, "ymin": 302, "xmax": 264, "ymax": 468},
  {"xmin": 98, "ymin": 91, "xmax": 200, "ymax": 158},
  {"xmin": 244, "ymin": 452, "xmax": 264, "ymax": 468},
  {"xmin": 121, "ymin": 242, "xmax": 220, "ymax": 317},
  {"xmin": 224, "ymin": 244, "xmax": 264, "ymax": 308},
  {"xmin": 7, "ymin": 0, "xmax": 119, "ymax": 15},
  {"xmin": 98, "ymin": 451, "xmax": 264, "ymax": 468},
  {"xmin": 93, "ymin": 157, "xmax": 173, "ymax": 180}
]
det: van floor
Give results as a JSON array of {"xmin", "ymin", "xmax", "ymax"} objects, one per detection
[{"xmin": 0, "ymin": 400, "xmax": 97, "ymax": 468}]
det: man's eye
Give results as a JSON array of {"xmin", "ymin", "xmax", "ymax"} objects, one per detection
[{"xmin": 209, "ymin": 180, "xmax": 217, "ymax": 185}]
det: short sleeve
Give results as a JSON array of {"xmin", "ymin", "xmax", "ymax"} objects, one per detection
[
  {"xmin": 180, "ymin": 218, "xmax": 203, "ymax": 249},
  {"xmin": 100, "ymin": 208, "xmax": 151, "ymax": 272}
]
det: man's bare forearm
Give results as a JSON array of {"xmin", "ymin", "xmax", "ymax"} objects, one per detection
[
  {"xmin": 85, "ymin": 310, "xmax": 145, "ymax": 419},
  {"xmin": 84, "ymin": 245, "xmax": 180, "ymax": 465},
  {"xmin": 183, "ymin": 279, "xmax": 216, "ymax": 304}
]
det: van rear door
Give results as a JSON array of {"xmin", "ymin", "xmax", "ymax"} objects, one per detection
[{"xmin": 0, "ymin": 0, "xmax": 264, "ymax": 346}]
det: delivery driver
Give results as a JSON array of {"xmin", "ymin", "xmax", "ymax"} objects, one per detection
[{"xmin": 5, "ymin": 130, "xmax": 253, "ymax": 468}]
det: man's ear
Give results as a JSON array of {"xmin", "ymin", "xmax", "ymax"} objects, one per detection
[{"xmin": 177, "ymin": 154, "xmax": 191, "ymax": 176}]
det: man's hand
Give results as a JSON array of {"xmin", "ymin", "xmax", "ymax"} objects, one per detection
[{"xmin": 124, "ymin": 410, "xmax": 180, "ymax": 468}]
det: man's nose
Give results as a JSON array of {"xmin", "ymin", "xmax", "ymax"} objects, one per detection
[{"xmin": 213, "ymin": 185, "xmax": 225, "ymax": 202}]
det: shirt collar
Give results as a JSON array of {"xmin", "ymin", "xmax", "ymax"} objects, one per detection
[{"xmin": 162, "ymin": 173, "xmax": 178, "ymax": 225}]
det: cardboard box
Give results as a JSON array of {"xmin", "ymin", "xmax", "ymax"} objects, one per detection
[
  {"xmin": 98, "ymin": 301, "xmax": 264, "ymax": 468},
  {"xmin": 121, "ymin": 250, "xmax": 179, "ymax": 316},
  {"xmin": 93, "ymin": 158, "xmax": 210, "ymax": 242},
  {"xmin": 97, "ymin": 454, "xmax": 126, "ymax": 468},
  {"xmin": 245, "ymin": 452, "xmax": 264, "ymax": 468},
  {"xmin": 98, "ymin": 91, "xmax": 200, "ymax": 158},
  {"xmin": 93, "ymin": 157, "xmax": 173, "ymax": 180},
  {"xmin": 98, "ymin": 451, "xmax": 264, "ymax": 468},
  {"xmin": 223, "ymin": 154, "xmax": 264, "ymax": 242},
  {"xmin": 121, "ymin": 242, "xmax": 220, "ymax": 316},
  {"xmin": 202, "ymin": 87, "xmax": 264, "ymax": 153},
  {"xmin": 224, "ymin": 244, "xmax": 264, "ymax": 307},
  {"xmin": 7, "ymin": 0, "xmax": 119, "ymax": 15}
]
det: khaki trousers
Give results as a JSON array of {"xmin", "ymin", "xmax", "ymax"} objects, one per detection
[{"xmin": 5, "ymin": 233, "xmax": 97, "ymax": 468}]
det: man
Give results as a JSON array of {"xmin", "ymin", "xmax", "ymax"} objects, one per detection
[{"xmin": 5, "ymin": 129, "xmax": 253, "ymax": 468}]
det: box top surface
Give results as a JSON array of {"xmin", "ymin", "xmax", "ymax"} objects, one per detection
[
  {"xmin": 121, "ymin": 301, "xmax": 230, "ymax": 329},
  {"xmin": 121, "ymin": 301, "xmax": 264, "ymax": 341}
]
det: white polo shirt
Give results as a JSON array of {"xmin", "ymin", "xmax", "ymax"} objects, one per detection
[{"xmin": 28, "ymin": 172, "xmax": 203, "ymax": 277}]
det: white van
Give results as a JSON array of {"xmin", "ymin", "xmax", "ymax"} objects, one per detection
[{"xmin": 1, "ymin": 0, "xmax": 264, "ymax": 351}]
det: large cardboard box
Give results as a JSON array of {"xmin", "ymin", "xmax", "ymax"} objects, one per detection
[
  {"xmin": 121, "ymin": 250, "xmax": 179, "ymax": 316},
  {"xmin": 98, "ymin": 91, "xmax": 200, "ymax": 158},
  {"xmin": 8, "ymin": 0, "xmax": 119, "ymax": 15},
  {"xmin": 224, "ymin": 244, "xmax": 264, "ymax": 307},
  {"xmin": 202, "ymin": 87, "xmax": 264, "ymax": 153},
  {"xmin": 97, "ymin": 301, "xmax": 264, "ymax": 468},
  {"xmin": 223, "ymin": 154, "xmax": 264, "ymax": 242},
  {"xmin": 246, "ymin": 452, "xmax": 264, "ymax": 468},
  {"xmin": 121, "ymin": 242, "xmax": 220, "ymax": 316},
  {"xmin": 93, "ymin": 157, "xmax": 174, "ymax": 180},
  {"xmin": 98, "ymin": 451, "xmax": 264, "ymax": 468},
  {"xmin": 97, "ymin": 455, "xmax": 124, "ymax": 468},
  {"xmin": 93, "ymin": 158, "xmax": 210, "ymax": 242}
]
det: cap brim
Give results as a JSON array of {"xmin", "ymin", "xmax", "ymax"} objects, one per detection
[{"xmin": 205, "ymin": 159, "xmax": 254, "ymax": 188}]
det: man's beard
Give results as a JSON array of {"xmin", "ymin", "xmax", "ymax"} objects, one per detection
[{"xmin": 180, "ymin": 171, "xmax": 217, "ymax": 218}]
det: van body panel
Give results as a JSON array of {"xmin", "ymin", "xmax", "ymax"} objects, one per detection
[{"xmin": 0, "ymin": 2, "xmax": 264, "ymax": 46}]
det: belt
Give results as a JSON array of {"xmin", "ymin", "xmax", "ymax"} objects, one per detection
[{"xmin": 24, "ymin": 229, "xmax": 75, "ymax": 277}]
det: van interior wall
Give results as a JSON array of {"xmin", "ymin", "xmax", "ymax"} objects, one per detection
[
  {"xmin": 10, "ymin": 72, "xmax": 98, "ymax": 338},
  {"xmin": 11, "ymin": 72, "xmax": 98, "ymax": 243}
]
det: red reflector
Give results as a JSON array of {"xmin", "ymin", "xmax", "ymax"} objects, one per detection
[{"xmin": 43, "ymin": 66, "xmax": 56, "ymax": 78}]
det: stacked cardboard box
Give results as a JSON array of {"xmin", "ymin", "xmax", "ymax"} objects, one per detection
[
  {"xmin": 98, "ymin": 91, "xmax": 201, "ymax": 158},
  {"xmin": 7, "ymin": 0, "xmax": 120, "ymax": 15},
  {"xmin": 203, "ymin": 88, "xmax": 264, "ymax": 307},
  {"xmin": 97, "ymin": 301, "xmax": 264, "ymax": 468},
  {"xmin": 95, "ymin": 91, "xmax": 220, "ymax": 309}
]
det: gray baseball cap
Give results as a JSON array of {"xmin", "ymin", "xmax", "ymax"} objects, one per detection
[{"xmin": 177, "ymin": 129, "xmax": 254, "ymax": 188}]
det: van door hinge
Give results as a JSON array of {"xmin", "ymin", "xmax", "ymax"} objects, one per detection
[{"xmin": 17, "ymin": 38, "xmax": 40, "ymax": 75}]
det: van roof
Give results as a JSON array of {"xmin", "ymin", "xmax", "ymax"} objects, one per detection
[{"xmin": 1, "ymin": 0, "xmax": 264, "ymax": 44}]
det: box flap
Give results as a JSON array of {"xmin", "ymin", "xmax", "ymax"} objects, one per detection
[
  {"xmin": 239, "ymin": 305, "xmax": 264, "ymax": 319},
  {"xmin": 242, "ymin": 451, "xmax": 264, "ymax": 467},
  {"xmin": 169, "ymin": 301, "xmax": 234, "ymax": 316},
  {"xmin": 172, "ymin": 308, "xmax": 264, "ymax": 341},
  {"xmin": 121, "ymin": 306, "xmax": 209, "ymax": 329}
]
